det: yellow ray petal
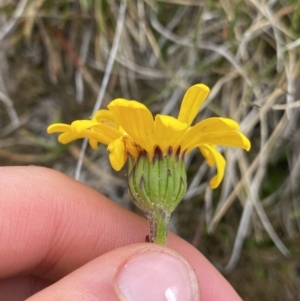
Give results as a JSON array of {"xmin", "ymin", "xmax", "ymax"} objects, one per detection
[
  {"xmin": 193, "ymin": 117, "xmax": 240, "ymax": 132},
  {"xmin": 177, "ymin": 84, "xmax": 210, "ymax": 126},
  {"xmin": 71, "ymin": 120, "xmax": 100, "ymax": 133},
  {"xmin": 154, "ymin": 115, "xmax": 188, "ymax": 153},
  {"xmin": 58, "ymin": 132, "xmax": 85, "ymax": 144},
  {"xmin": 107, "ymin": 137, "xmax": 127, "ymax": 171},
  {"xmin": 108, "ymin": 99, "xmax": 155, "ymax": 155},
  {"xmin": 47, "ymin": 123, "xmax": 71, "ymax": 134},
  {"xmin": 93, "ymin": 109, "xmax": 118, "ymax": 128},
  {"xmin": 200, "ymin": 145, "xmax": 226, "ymax": 189},
  {"xmin": 123, "ymin": 136, "xmax": 140, "ymax": 158},
  {"xmin": 92, "ymin": 123, "xmax": 123, "ymax": 145},
  {"xmin": 182, "ymin": 128, "xmax": 251, "ymax": 152},
  {"xmin": 199, "ymin": 145, "xmax": 217, "ymax": 166},
  {"xmin": 203, "ymin": 131, "xmax": 251, "ymax": 151},
  {"xmin": 89, "ymin": 139, "xmax": 99, "ymax": 150},
  {"xmin": 58, "ymin": 123, "xmax": 121, "ymax": 146}
]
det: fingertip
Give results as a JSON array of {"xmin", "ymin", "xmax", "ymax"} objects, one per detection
[
  {"xmin": 115, "ymin": 246, "xmax": 200, "ymax": 301},
  {"xmin": 27, "ymin": 244, "xmax": 200, "ymax": 301}
]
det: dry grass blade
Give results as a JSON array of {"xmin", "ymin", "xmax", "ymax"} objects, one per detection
[
  {"xmin": 0, "ymin": 90, "xmax": 20, "ymax": 128},
  {"xmin": 70, "ymin": 146, "xmax": 126, "ymax": 187},
  {"xmin": 52, "ymin": 26, "xmax": 101, "ymax": 95},
  {"xmin": 23, "ymin": 0, "xmax": 45, "ymax": 39},
  {"xmin": 221, "ymin": 200, "xmax": 254, "ymax": 274},
  {"xmin": 75, "ymin": 0, "xmax": 127, "ymax": 180},
  {"xmin": 209, "ymin": 111, "xmax": 288, "ymax": 230},
  {"xmin": 38, "ymin": 19, "xmax": 59, "ymax": 84},
  {"xmin": 0, "ymin": 0, "xmax": 28, "ymax": 40},
  {"xmin": 75, "ymin": 23, "xmax": 93, "ymax": 103}
]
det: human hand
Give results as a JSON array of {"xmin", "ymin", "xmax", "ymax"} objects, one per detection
[{"xmin": 0, "ymin": 166, "xmax": 241, "ymax": 301}]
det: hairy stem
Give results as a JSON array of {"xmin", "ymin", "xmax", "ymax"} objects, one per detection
[{"xmin": 148, "ymin": 208, "xmax": 170, "ymax": 244}]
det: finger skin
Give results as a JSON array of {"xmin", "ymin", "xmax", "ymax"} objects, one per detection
[
  {"xmin": 0, "ymin": 166, "xmax": 241, "ymax": 301},
  {"xmin": 26, "ymin": 244, "xmax": 198, "ymax": 301},
  {"xmin": 0, "ymin": 276, "xmax": 51, "ymax": 301}
]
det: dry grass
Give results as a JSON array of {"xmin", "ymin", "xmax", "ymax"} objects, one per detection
[{"xmin": 1, "ymin": 0, "xmax": 300, "ymax": 299}]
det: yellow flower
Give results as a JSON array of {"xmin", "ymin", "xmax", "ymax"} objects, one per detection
[{"xmin": 47, "ymin": 84, "xmax": 250, "ymax": 189}]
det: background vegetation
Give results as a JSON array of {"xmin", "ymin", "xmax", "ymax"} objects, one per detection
[{"xmin": 0, "ymin": 0, "xmax": 300, "ymax": 299}]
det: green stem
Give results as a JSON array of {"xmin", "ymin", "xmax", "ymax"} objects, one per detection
[{"xmin": 148, "ymin": 208, "xmax": 170, "ymax": 244}]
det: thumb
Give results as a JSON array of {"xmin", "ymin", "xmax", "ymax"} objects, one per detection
[{"xmin": 26, "ymin": 243, "xmax": 200, "ymax": 301}]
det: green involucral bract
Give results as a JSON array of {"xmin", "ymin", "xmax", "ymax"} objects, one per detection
[{"xmin": 128, "ymin": 146, "xmax": 187, "ymax": 244}]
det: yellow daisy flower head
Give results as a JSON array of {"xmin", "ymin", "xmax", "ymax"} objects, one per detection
[{"xmin": 47, "ymin": 84, "xmax": 250, "ymax": 244}]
